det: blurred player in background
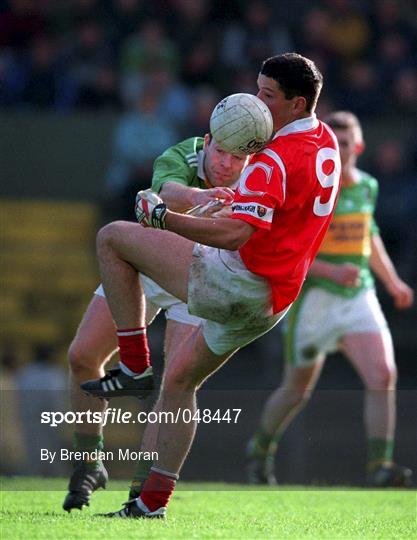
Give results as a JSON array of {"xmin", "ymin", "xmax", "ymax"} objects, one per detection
[
  {"xmin": 246, "ymin": 111, "xmax": 414, "ymax": 488},
  {"xmin": 84, "ymin": 53, "xmax": 341, "ymax": 519},
  {"xmin": 63, "ymin": 134, "xmax": 247, "ymax": 511}
]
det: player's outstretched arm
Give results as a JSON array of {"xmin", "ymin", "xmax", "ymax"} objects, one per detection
[
  {"xmin": 135, "ymin": 189, "xmax": 254, "ymax": 250},
  {"xmin": 165, "ymin": 211, "xmax": 254, "ymax": 250},
  {"xmin": 370, "ymin": 235, "xmax": 414, "ymax": 309}
]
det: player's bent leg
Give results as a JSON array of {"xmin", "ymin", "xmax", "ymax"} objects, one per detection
[
  {"xmin": 96, "ymin": 222, "xmax": 193, "ymax": 325},
  {"xmin": 154, "ymin": 329, "xmax": 235, "ymax": 474},
  {"xmin": 105, "ymin": 330, "xmax": 237, "ymax": 518},
  {"xmin": 341, "ymin": 331, "xmax": 411, "ymax": 487},
  {"xmin": 64, "ymin": 295, "xmax": 118, "ymax": 512},
  {"xmin": 81, "ymin": 223, "xmax": 195, "ymax": 399},
  {"xmin": 246, "ymin": 359, "xmax": 324, "ymax": 484},
  {"xmin": 128, "ymin": 321, "xmax": 200, "ymax": 498}
]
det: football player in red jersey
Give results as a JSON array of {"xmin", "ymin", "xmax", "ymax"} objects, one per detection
[{"xmin": 83, "ymin": 53, "xmax": 341, "ymax": 519}]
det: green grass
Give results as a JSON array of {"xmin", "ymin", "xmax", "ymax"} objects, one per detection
[{"xmin": 1, "ymin": 478, "xmax": 415, "ymax": 539}]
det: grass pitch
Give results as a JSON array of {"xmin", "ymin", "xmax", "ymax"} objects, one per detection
[{"xmin": 0, "ymin": 478, "xmax": 415, "ymax": 539}]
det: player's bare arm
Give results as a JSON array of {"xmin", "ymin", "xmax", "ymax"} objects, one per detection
[
  {"xmin": 159, "ymin": 182, "xmax": 234, "ymax": 213},
  {"xmin": 309, "ymin": 259, "xmax": 361, "ymax": 287},
  {"xmin": 136, "ymin": 189, "xmax": 255, "ymax": 249},
  {"xmin": 369, "ymin": 235, "xmax": 414, "ymax": 309},
  {"xmin": 165, "ymin": 212, "xmax": 255, "ymax": 250}
]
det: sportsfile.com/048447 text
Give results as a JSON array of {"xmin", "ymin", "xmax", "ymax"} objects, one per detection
[{"xmin": 40, "ymin": 408, "xmax": 242, "ymax": 427}]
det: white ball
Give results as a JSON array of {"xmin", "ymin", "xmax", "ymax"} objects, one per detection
[{"xmin": 210, "ymin": 93, "xmax": 273, "ymax": 155}]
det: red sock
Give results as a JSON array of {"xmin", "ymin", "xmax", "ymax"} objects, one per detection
[
  {"xmin": 140, "ymin": 469, "xmax": 177, "ymax": 511},
  {"xmin": 117, "ymin": 327, "xmax": 150, "ymax": 374}
]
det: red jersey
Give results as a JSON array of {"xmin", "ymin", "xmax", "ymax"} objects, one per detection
[{"xmin": 231, "ymin": 115, "xmax": 341, "ymax": 313}]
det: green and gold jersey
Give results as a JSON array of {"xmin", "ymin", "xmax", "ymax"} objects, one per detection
[
  {"xmin": 151, "ymin": 137, "xmax": 208, "ymax": 193},
  {"xmin": 306, "ymin": 168, "xmax": 380, "ymax": 298}
]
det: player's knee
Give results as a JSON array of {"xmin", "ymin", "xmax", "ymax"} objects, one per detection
[
  {"xmin": 96, "ymin": 221, "xmax": 123, "ymax": 253},
  {"xmin": 68, "ymin": 341, "xmax": 99, "ymax": 382},
  {"xmin": 294, "ymin": 385, "xmax": 313, "ymax": 406},
  {"xmin": 163, "ymin": 365, "xmax": 199, "ymax": 394},
  {"xmin": 366, "ymin": 364, "xmax": 397, "ymax": 390},
  {"xmin": 282, "ymin": 382, "xmax": 313, "ymax": 408}
]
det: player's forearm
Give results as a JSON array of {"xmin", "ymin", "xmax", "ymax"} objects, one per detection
[
  {"xmin": 164, "ymin": 211, "xmax": 254, "ymax": 250},
  {"xmin": 159, "ymin": 183, "xmax": 202, "ymax": 213},
  {"xmin": 308, "ymin": 259, "xmax": 338, "ymax": 280},
  {"xmin": 369, "ymin": 235, "xmax": 400, "ymax": 288}
]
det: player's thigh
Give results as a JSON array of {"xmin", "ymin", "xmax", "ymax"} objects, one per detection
[
  {"xmin": 284, "ymin": 288, "xmax": 335, "ymax": 367},
  {"xmin": 99, "ymin": 222, "xmax": 194, "ymax": 303},
  {"xmin": 69, "ymin": 294, "xmax": 118, "ymax": 368},
  {"xmin": 163, "ymin": 329, "xmax": 237, "ymax": 391},
  {"xmin": 340, "ymin": 330, "xmax": 396, "ymax": 390}
]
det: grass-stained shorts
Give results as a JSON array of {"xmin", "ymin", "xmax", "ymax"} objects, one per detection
[
  {"xmin": 95, "ymin": 275, "xmax": 203, "ymax": 327},
  {"xmin": 188, "ymin": 243, "xmax": 289, "ymax": 355}
]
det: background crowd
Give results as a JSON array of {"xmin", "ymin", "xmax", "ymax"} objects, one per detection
[{"xmin": 0, "ymin": 0, "xmax": 416, "ymax": 481}]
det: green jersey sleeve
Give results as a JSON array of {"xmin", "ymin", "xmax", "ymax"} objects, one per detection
[
  {"xmin": 368, "ymin": 176, "xmax": 379, "ymax": 236},
  {"xmin": 151, "ymin": 137, "xmax": 205, "ymax": 193}
]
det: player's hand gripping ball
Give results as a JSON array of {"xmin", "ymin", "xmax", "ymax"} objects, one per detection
[
  {"xmin": 210, "ymin": 93, "xmax": 273, "ymax": 155},
  {"xmin": 187, "ymin": 199, "xmax": 232, "ymax": 218},
  {"xmin": 135, "ymin": 189, "xmax": 167, "ymax": 229}
]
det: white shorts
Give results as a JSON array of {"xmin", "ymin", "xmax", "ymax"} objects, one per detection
[
  {"xmin": 94, "ymin": 275, "xmax": 203, "ymax": 327},
  {"xmin": 284, "ymin": 287, "xmax": 389, "ymax": 366},
  {"xmin": 188, "ymin": 244, "xmax": 289, "ymax": 355}
]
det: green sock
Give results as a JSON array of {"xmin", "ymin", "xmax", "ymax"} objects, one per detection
[
  {"xmin": 73, "ymin": 433, "xmax": 104, "ymax": 470},
  {"xmin": 248, "ymin": 429, "xmax": 275, "ymax": 459},
  {"xmin": 367, "ymin": 438, "xmax": 394, "ymax": 471},
  {"xmin": 130, "ymin": 458, "xmax": 153, "ymax": 493}
]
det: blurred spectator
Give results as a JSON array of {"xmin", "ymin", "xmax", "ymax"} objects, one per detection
[
  {"xmin": 74, "ymin": 64, "xmax": 121, "ymax": 110},
  {"xmin": 20, "ymin": 35, "xmax": 58, "ymax": 109},
  {"xmin": 15, "ymin": 343, "xmax": 67, "ymax": 476},
  {"xmin": 181, "ymin": 39, "xmax": 219, "ymax": 87},
  {"xmin": 323, "ymin": 0, "xmax": 371, "ymax": 61},
  {"xmin": 371, "ymin": 139, "xmax": 416, "ymax": 272},
  {"xmin": 339, "ymin": 61, "xmax": 384, "ymax": 117},
  {"xmin": 181, "ymin": 85, "xmax": 220, "ymax": 139},
  {"xmin": 0, "ymin": 346, "xmax": 27, "ymax": 475},
  {"xmin": 119, "ymin": 18, "xmax": 179, "ymax": 106},
  {"xmin": 369, "ymin": 0, "xmax": 416, "ymax": 45},
  {"xmin": 0, "ymin": 48, "xmax": 27, "ymax": 106},
  {"xmin": 392, "ymin": 69, "xmax": 417, "ymax": 115},
  {"xmin": 220, "ymin": 0, "xmax": 293, "ymax": 73},
  {"xmin": 106, "ymin": 0, "xmax": 149, "ymax": 52},
  {"xmin": 0, "ymin": 0, "xmax": 46, "ymax": 50},
  {"xmin": 168, "ymin": 0, "xmax": 214, "ymax": 58},
  {"xmin": 373, "ymin": 32, "xmax": 414, "ymax": 90},
  {"xmin": 226, "ymin": 67, "xmax": 258, "ymax": 96},
  {"xmin": 104, "ymin": 83, "xmax": 177, "ymax": 221},
  {"xmin": 55, "ymin": 19, "xmax": 114, "ymax": 110}
]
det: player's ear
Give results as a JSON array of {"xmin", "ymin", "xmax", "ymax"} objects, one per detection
[
  {"xmin": 293, "ymin": 96, "xmax": 307, "ymax": 115},
  {"xmin": 204, "ymin": 133, "xmax": 211, "ymax": 148},
  {"xmin": 355, "ymin": 141, "xmax": 365, "ymax": 156}
]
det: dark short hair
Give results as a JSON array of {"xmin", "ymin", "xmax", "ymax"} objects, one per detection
[{"xmin": 260, "ymin": 53, "xmax": 323, "ymax": 112}]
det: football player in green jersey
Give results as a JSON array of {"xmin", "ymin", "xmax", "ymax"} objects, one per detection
[
  {"xmin": 63, "ymin": 134, "xmax": 248, "ymax": 511},
  {"xmin": 247, "ymin": 111, "xmax": 414, "ymax": 487}
]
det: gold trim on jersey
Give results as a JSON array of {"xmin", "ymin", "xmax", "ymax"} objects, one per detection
[{"xmin": 319, "ymin": 212, "xmax": 371, "ymax": 256}]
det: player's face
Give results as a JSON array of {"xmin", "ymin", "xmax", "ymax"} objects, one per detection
[
  {"xmin": 333, "ymin": 128, "xmax": 357, "ymax": 169},
  {"xmin": 256, "ymin": 74, "xmax": 298, "ymax": 131},
  {"xmin": 204, "ymin": 138, "xmax": 248, "ymax": 187}
]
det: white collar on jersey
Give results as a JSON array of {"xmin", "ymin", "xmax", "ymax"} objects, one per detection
[
  {"xmin": 197, "ymin": 149, "xmax": 205, "ymax": 180},
  {"xmin": 272, "ymin": 114, "xmax": 319, "ymax": 139}
]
